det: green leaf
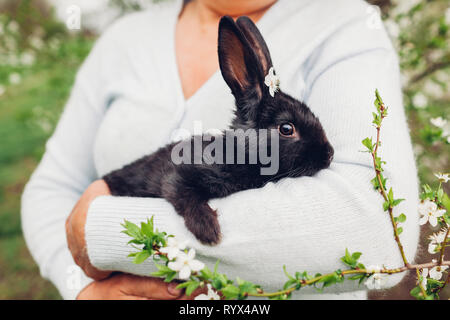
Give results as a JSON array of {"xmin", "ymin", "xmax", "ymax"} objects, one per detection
[
  {"xmin": 388, "ymin": 188, "xmax": 394, "ymax": 202},
  {"xmin": 397, "ymin": 227, "xmax": 403, "ymax": 235},
  {"xmin": 175, "ymin": 281, "xmax": 192, "ymax": 289},
  {"xmin": 362, "ymin": 137, "xmax": 373, "ymax": 151},
  {"xmin": 121, "ymin": 220, "xmax": 142, "ymax": 239},
  {"xmin": 186, "ymin": 281, "xmax": 200, "ymax": 296},
  {"xmin": 392, "ymin": 199, "xmax": 405, "ymax": 207},
  {"xmin": 283, "ymin": 279, "xmax": 298, "ymax": 290},
  {"xmin": 397, "ymin": 213, "xmax": 407, "ymax": 223},
  {"xmin": 375, "ymin": 89, "xmax": 383, "ymax": 105},
  {"xmin": 151, "ymin": 264, "xmax": 174, "ymax": 277},
  {"xmin": 200, "ymin": 266, "xmax": 213, "ymax": 280},
  {"xmin": 164, "ymin": 271, "xmax": 177, "ymax": 283},
  {"xmin": 383, "ymin": 201, "xmax": 390, "ymax": 211},
  {"xmin": 351, "ymin": 252, "xmax": 362, "ymax": 261},
  {"xmin": 141, "ymin": 218, "xmax": 154, "ymax": 237},
  {"xmin": 410, "ymin": 286, "xmax": 424, "ymax": 300},
  {"xmin": 221, "ymin": 284, "xmax": 240, "ymax": 300},
  {"xmin": 133, "ymin": 250, "xmax": 150, "ymax": 264},
  {"xmin": 283, "ymin": 265, "xmax": 294, "ymax": 280},
  {"xmin": 318, "ymin": 273, "xmax": 340, "ymax": 288}
]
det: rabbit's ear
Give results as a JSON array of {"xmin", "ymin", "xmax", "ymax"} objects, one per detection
[
  {"xmin": 236, "ymin": 16, "xmax": 273, "ymax": 78},
  {"xmin": 218, "ymin": 16, "xmax": 264, "ymax": 105}
]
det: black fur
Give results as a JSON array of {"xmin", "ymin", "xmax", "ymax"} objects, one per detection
[{"xmin": 103, "ymin": 16, "xmax": 334, "ymax": 245}]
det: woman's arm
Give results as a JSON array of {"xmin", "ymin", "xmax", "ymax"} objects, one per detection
[
  {"xmin": 20, "ymin": 17, "xmax": 156, "ymax": 299},
  {"xmin": 82, "ymin": 45, "xmax": 420, "ymax": 294}
]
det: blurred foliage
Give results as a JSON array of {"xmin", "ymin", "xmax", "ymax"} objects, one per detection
[
  {"xmin": 0, "ymin": 0, "xmax": 94, "ymax": 299},
  {"xmin": 0, "ymin": 0, "xmax": 448, "ymax": 299}
]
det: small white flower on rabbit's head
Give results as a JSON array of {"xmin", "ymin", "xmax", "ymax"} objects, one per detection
[{"xmin": 264, "ymin": 67, "xmax": 280, "ymax": 97}]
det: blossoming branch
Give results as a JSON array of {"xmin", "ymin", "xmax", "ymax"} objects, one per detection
[{"xmin": 122, "ymin": 90, "xmax": 449, "ymax": 300}]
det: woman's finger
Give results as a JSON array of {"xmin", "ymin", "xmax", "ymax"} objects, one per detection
[{"xmin": 117, "ymin": 275, "xmax": 184, "ymax": 300}]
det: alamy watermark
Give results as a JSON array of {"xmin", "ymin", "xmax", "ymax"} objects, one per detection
[{"xmin": 170, "ymin": 121, "xmax": 280, "ymax": 176}]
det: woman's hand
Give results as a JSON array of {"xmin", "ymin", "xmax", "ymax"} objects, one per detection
[
  {"xmin": 66, "ymin": 179, "xmax": 112, "ymax": 280},
  {"xmin": 77, "ymin": 274, "xmax": 192, "ymax": 300}
]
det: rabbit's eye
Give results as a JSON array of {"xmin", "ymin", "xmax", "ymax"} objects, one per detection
[{"xmin": 278, "ymin": 123, "xmax": 295, "ymax": 137}]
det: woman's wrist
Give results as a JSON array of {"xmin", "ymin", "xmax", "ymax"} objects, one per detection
[{"xmin": 66, "ymin": 179, "xmax": 112, "ymax": 280}]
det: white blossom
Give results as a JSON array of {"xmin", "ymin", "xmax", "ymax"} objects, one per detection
[
  {"xmin": 428, "ymin": 229, "xmax": 447, "ymax": 254},
  {"xmin": 7, "ymin": 21, "xmax": 19, "ymax": 33},
  {"xmin": 9, "ymin": 73, "xmax": 21, "ymax": 85},
  {"xmin": 194, "ymin": 284, "xmax": 221, "ymax": 300},
  {"xmin": 446, "ymin": 7, "xmax": 450, "ymax": 25},
  {"xmin": 419, "ymin": 199, "xmax": 446, "ymax": 227},
  {"xmin": 20, "ymin": 51, "xmax": 36, "ymax": 66},
  {"xmin": 420, "ymin": 268, "xmax": 428, "ymax": 288},
  {"xmin": 159, "ymin": 237, "xmax": 188, "ymax": 260},
  {"xmin": 412, "ymin": 92, "xmax": 428, "ymax": 109},
  {"xmin": 364, "ymin": 272, "xmax": 387, "ymax": 290},
  {"xmin": 264, "ymin": 67, "xmax": 280, "ymax": 97},
  {"xmin": 430, "ymin": 117, "xmax": 447, "ymax": 129},
  {"xmin": 168, "ymin": 248, "xmax": 205, "ymax": 280},
  {"xmin": 29, "ymin": 36, "xmax": 45, "ymax": 50},
  {"xmin": 429, "ymin": 259, "xmax": 449, "ymax": 281},
  {"xmin": 434, "ymin": 173, "xmax": 449, "ymax": 184}
]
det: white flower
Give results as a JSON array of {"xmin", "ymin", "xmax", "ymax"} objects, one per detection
[
  {"xmin": 29, "ymin": 36, "xmax": 44, "ymax": 50},
  {"xmin": 429, "ymin": 259, "xmax": 448, "ymax": 280},
  {"xmin": 412, "ymin": 93, "xmax": 428, "ymax": 109},
  {"xmin": 20, "ymin": 51, "xmax": 35, "ymax": 66},
  {"xmin": 364, "ymin": 272, "xmax": 387, "ymax": 290},
  {"xmin": 168, "ymin": 248, "xmax": 205, "ymax": 280},
  {"xmin": 418, "ymin": 200, "xmax": 446, "ymax": 227},
  {"xmin": 446, "ymin": 7, "xmax": 450, "ymax": 25},
  {"xmin": 428, "ymin": 229, "xmax": 447, "ymax": 254},
  {"xmin": 7, "ymin": 21, "xmax": 19, "ymax": 33},
  {"xmin": 420, "ymin": 268, "xmax": 428, "ymax": 288},
  {"xmin": 194, "ymin": 284, "xmax": 221, "ymax": 300},
  {"xmin": 264, "ymin": 67, "xmax": 280, "ymax": 97},
  {"xmin": 0, "ymin": 85, "xmax": 5, "ymax": 97},
  {"xmin": 443, "ymin": 130, "xmax": 450, "ymax": 139},
  {"xmin": 9, "ymin": 73, "xmax": 21, "ymax": 85},
  {"xmin": 434, "ymin": 173, "xmax": 450, "ymax": 184},
  {"xmin": 159, "ymin": 237, "xmax": 188, "ymax": 260},
  {"xmin": 430, "ymin": 117, "xmax": 447, "ymax": 128}
]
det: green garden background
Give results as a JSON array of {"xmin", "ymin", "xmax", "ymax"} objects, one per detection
[{"xmin": 0, "ymin": 0, "xmax": 449, "ymax": 299}]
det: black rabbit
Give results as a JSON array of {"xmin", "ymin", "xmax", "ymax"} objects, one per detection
[{"xmin": 103, "ymin": 16, "xmax": 334, "ymax": 245}]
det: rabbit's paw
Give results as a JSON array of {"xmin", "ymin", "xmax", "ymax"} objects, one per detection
[{"xmin": 184, "ymin": 203, "xmax": 221, "ymax": 245}]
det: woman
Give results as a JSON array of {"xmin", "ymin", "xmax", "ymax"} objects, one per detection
[{"xmin": 22, "ymin": 0, "xmax": 420, "ymax": 300}]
